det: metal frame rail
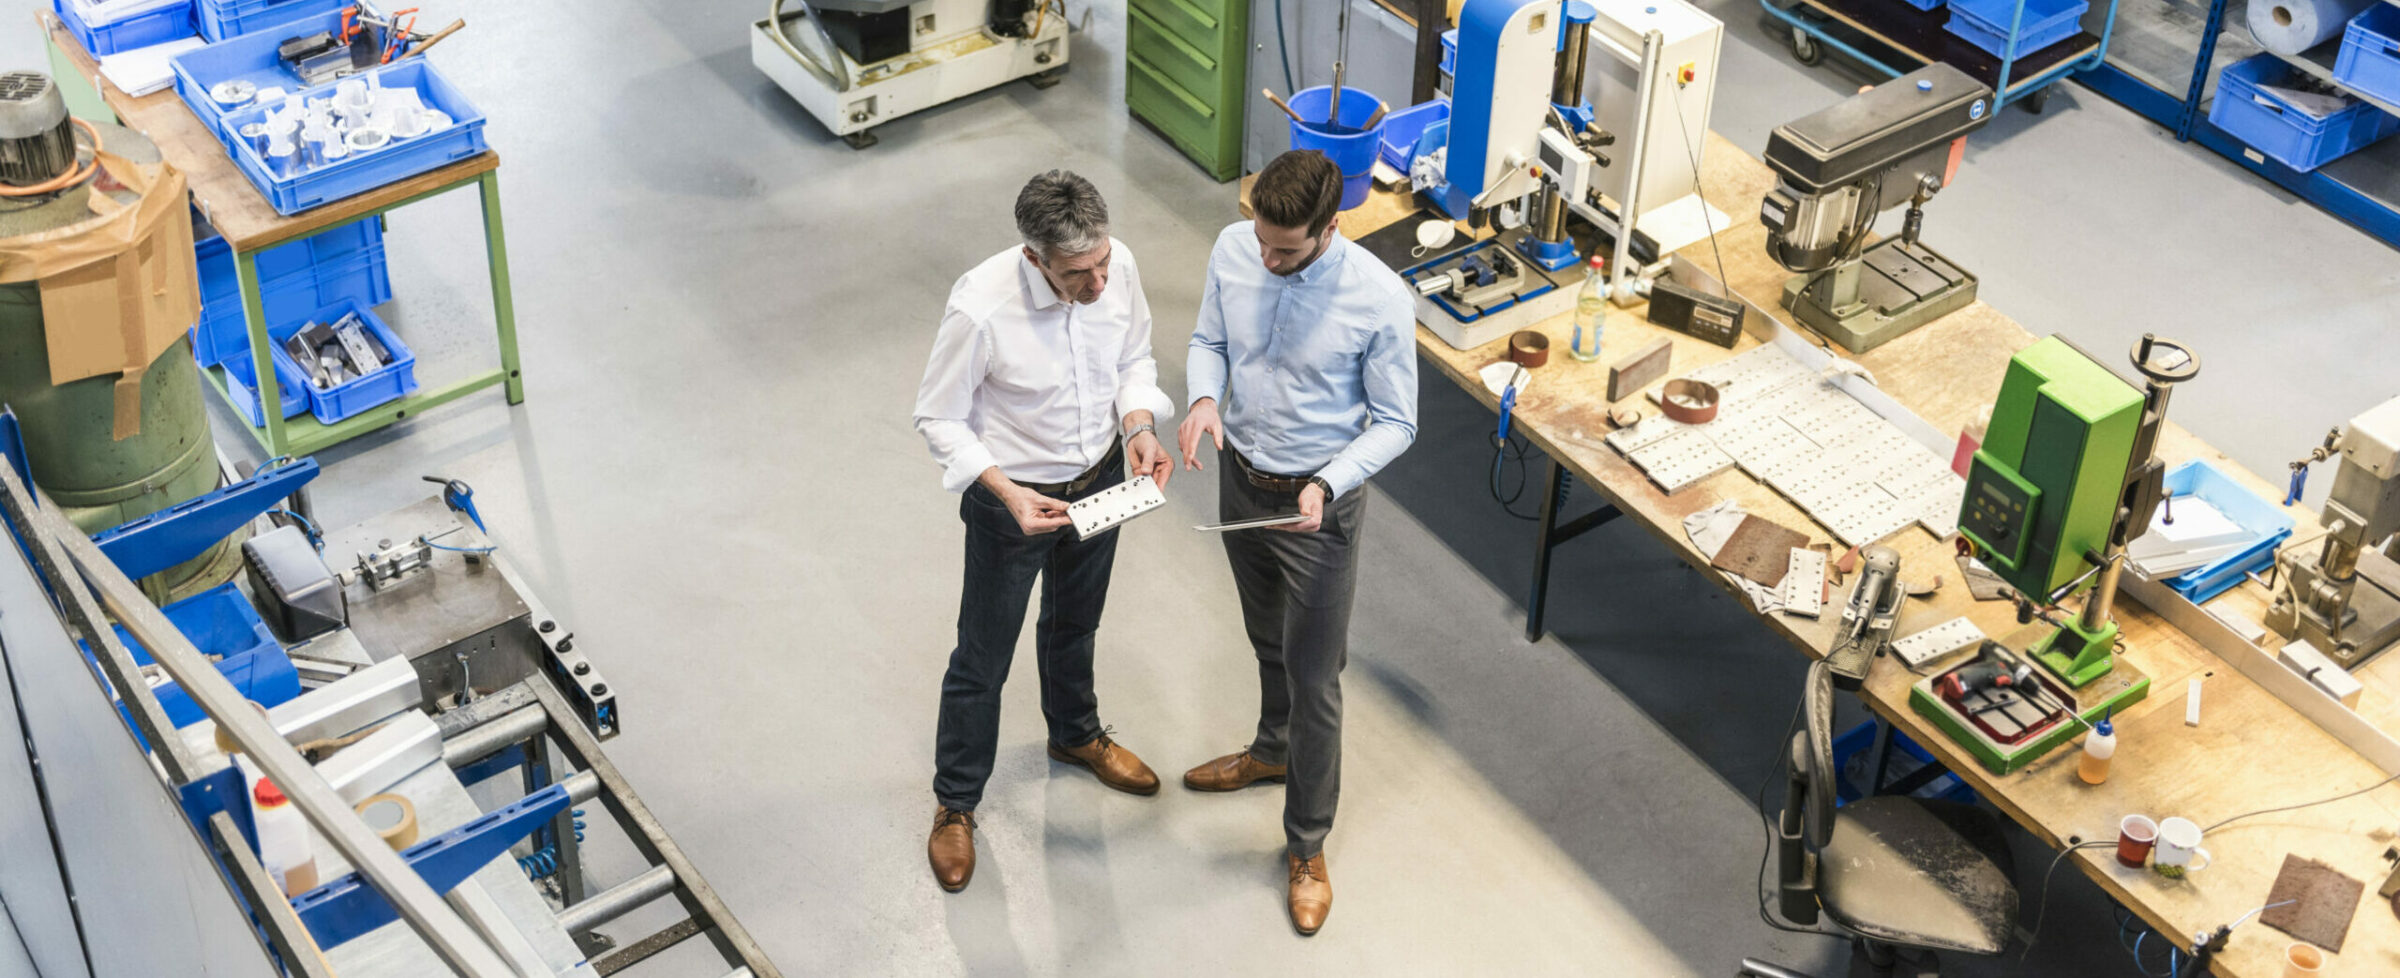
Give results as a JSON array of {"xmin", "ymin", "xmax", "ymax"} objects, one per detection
[
  {"xmin": 2074, "ymin": 0, "xmax": 2400, "ymax": 249},
  {"xmin": 1761, "ymin": 0, "xmax": 2125, "ymax": 113}
]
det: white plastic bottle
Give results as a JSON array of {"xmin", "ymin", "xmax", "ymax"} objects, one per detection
[
  {"xmin": 2077, "ymin": 718, "xmax": 2116, "ymax": 785},
  {"xmin": 253, "ymin": 777, "xmax": 320, "ymax": 894},
  {"xmin": 1570, "ymin": 254, "xmax": 1607, "ymax": 362}
]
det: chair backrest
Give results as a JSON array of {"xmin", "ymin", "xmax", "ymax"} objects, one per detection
[{"xmin": 1801, "ymin": 659, "xmax": 1836, "ymax": 850}]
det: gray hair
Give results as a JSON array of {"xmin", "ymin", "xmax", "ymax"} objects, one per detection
[{"xmin": 1015, "ymin": 170, "xmax": 1109, "ymax": 263}]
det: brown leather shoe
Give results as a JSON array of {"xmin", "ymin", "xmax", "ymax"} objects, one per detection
[
  {"xmin": 1182, "ymin": 748, "xmax": 1287, "ymax": 792},
  {"xmin": 1287, "ymin": 853, "xmax": 1331, "ymax": 935},
  {"xmin": 1047, "ymin": 731, "xmax": 1160, "ymax": 795},
  {"xmin": 928, "ymin": 806, "xmax": 975, "ymax": 892}
]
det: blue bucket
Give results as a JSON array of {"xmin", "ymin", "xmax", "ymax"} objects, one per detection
[{"xmin": 1286, "ymin": 85, "xmax": 1386, "ymax": 211}]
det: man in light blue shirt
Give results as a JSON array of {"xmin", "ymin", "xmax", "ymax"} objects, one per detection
[{"xmin": 1175, "ymin": 150, "xmax": 1418, "ymax": 936}]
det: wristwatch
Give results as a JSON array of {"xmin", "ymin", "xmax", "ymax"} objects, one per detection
[
  {"xmin": 1125, "ymin": 423, "xmax": 1156, "ymax": 442},
  {"xmin": 1307, "ymin": 475, "xmax": 1336, "ymax": 500}
]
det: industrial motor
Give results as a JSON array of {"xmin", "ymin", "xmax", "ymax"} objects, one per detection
[{"xmin": 0, "ymin": 70, "xmax": 77, "ymax": 189}]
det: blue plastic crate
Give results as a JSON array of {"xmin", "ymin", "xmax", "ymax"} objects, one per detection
[
  {"xmin": 276, "ymin": 298, "xmax": 417, "ymax": 423},
  {"xmin": 218, "ymin": 59, "xmax": 489, "ymax": 215},
  {"xmin": 172, "ymin": 8, "xmax": 348, "ymax": 144},
  {"xmin": 195, "ymin": 0, "xmax": 343, "ymax": 42},
  {"xmin": 1900, "ymin": 0, "xmax": 1944, "ymax": 10},
  {"xmin": 189, "ymin": 216, "xmax": 392, "ymax": 366},
  {"xmin": 2155, "ymin": 459, "xmax": 2294, "ymax": 604},
  {"xmin": 106, "ymin": 581, "xmax": 297, "ymax": 729},
  {"xmin": 2211, "ymin": 53, "xmax": 2400, "ymax": 172},
  {"xmin": 2336, "ymin": 4, "xmax": 2400, "ymax": 109},
  {"xmin": 1440, "ymin": 29, "xmax": 1456, "ymax": 77},
  {"xmin": 215, "ymin": 336, "xmax": 310, "ymax": 425},
  {"xmin": 1944, "ymin": 0, "xmax": 2086, "ymax": 59},
  {"xmin": 56, "ymin": 0, "xmax": 195, "ymax": 56},
  {"xmin": 1832, "ymin": 721, "xmax": 1977, "ymax": 806},
  {"xmin": 1378, "ymin": 98, "xmax": 1450, "ymax": 172}
]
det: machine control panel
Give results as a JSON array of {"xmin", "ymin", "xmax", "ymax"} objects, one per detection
[{"xmin": 1960, "ymin": 454, "xmax": 2040, "ymax": 572}]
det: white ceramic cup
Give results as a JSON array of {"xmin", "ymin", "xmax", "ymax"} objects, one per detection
[
  {"xmin": 2283, "ymin": 942, "xmax": 2324, "ymax": 978},
  {"xmin": 1411, "ymin": 219, "xmax": 1457, "ymax": 257},
  {"xmin": 2153, "ymin": 816, "xmax": 2212, "ymax": 878}
]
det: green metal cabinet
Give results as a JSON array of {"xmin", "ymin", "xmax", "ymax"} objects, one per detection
[{"xmin": 1126, "ymin": 0, "xmax": 1248, "ymax": 181}]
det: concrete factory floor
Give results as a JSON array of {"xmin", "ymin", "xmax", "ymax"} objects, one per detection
[{"xmin": 14, "ymin": 0, "xmax": 2395, "ymax": 973}]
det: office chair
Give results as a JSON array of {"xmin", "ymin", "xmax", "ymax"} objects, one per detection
[{"xmin": 1761, "ymin": 660, "xmax": 2021, "ymax": 977}]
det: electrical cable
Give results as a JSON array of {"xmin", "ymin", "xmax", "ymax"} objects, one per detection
[
  {"xmin": 0, "ymin": 118, "xmax": 102, "ymax": 198},
  {"xmin": 1487, "ymin": 432, "xmax": 1541, "ymax": 521},
  {"xmin": 2016, "ymin": 839, "xmax": 2117, "ymax": 961},
  {"xmin": 1272, "ymin": 0, "xmax": 1297, "ymax": 97},
  {"xmin": 419, "ymin": 537, "xmax": 496, "ymax": 555},
  {"xmin": 1669, "ymin": 82, "xmax": 1728, "ymax": 298},
  {"xmin": 2205, "ymin": 769, "xmax": 2400, "ymax": 833},
  {"xmin": 266, "ymin": 508, "xmax": 323, "ymax": 550}
]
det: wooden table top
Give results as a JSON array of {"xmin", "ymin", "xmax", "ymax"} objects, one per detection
[
  {"xmin": 43, "ymin": 13, "xmax": 497, "ymax": 253},
  {"xmin": 1245, "ymin": 133, "xmax": 2400, "ymax": 974}
]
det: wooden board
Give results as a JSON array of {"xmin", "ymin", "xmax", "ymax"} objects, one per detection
[
  {"xmin": 1245, "ymin": 130, "xmax": 2400, "ymax": 976},
  {"xmin": 44, "ymin": 14, "xmax": 499, "ymax": 252}
]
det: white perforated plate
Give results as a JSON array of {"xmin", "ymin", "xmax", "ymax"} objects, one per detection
[
  {"xmin": 1627, "ymin": 427, "xmax": 1736, "ymax": 494},
  {"xmin": 1069, "ymin": 475, "xmax": 1166, "ymax": 540},
  {"xmin": 1892, "ymin": 617, "xmax": 1987, "ymax": 668},
  {"xmin": 1783, "ymin": 547, "xmax": 1827, "ymax": 618}
]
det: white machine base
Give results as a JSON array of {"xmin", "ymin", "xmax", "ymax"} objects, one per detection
[
  {"xmin": 1419, "ymin": 285, "xmax": 1577, "ymax": 352},
  {"xmin": 751, "ymin": 13, "xmax": 1068, "ymax": 141}
]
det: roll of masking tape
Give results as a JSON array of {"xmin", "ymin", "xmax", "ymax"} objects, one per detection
[{"xmin": 355, "ymin": 793, "xmax": 418, "ymax": 850}]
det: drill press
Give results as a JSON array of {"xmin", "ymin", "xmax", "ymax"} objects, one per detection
[{"xmin": 1912, "ymin": 334, "xmax": 2200, "ymax": 774}]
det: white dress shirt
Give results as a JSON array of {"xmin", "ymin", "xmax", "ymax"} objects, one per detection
[{"xmin": 914, "ymin": 239, "xmax": 1175, "ymax": 492}]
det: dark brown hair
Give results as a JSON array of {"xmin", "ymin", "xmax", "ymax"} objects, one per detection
[{"xmin": 1252, "ymin": 150, "xmax": 1341, "ymax": 234}]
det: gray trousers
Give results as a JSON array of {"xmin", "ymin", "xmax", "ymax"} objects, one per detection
[{"xmin": 1218, "ymin": 449, "xmax": 1365, "ymax": 859}]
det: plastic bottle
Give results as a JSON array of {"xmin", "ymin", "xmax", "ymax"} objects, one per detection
[
  {"xmin": 253, "ymin": 777, "xmax": 320, "ymax": 894},
  {"xmin": 2077, "ymin": 717, "xmax": 2116, "ymax": 785},
  {"xmin": 1570, "ymin": 253, "xmax": 1607, "ymax": 363}
]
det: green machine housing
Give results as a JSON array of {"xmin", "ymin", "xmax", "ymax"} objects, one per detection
[{"xmin": 1957, "ymin": 336, "xmax": 2142, "ymax": 603}]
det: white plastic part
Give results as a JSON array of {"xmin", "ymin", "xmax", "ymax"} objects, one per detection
[{"xmin": 2186, "ymin": 677, "xmax": 2204, "ymax": 726}]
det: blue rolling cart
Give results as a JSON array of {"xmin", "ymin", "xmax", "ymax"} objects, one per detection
[
  {"xmin": 1763, "ymin": 0, "xmax": 2124, "ymax": 113},
  {"xmin": 2075, "ymin": 0, "xmax": 2400, "ymax": 249}
]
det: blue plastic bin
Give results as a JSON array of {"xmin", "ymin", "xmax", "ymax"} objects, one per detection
[
  {"xmin": 218, "ymin": 59, "xmax": 490, "ymax": 215},
  {"xmin": 1944, "ymin": 0, "xmax": 2086, "ymax": 59},
  {"xmin": 1286, "ymin": 85, "xmax": 1385, "ymax": 211},
  {"xmin": 215, "ymin": 336, "xmax": 310, "ymax": 425},
  {"xmin": 274, "ymin": 298, "xmax": 417, "ymax": 423},
  {"xmin": 1440, "ymin": 29, "xmax": 1457, "ymax": 77},
  {"xmin": 171, "ymin": 8, "xmax": 347, "ymax": 144},
  {"xmin": 106, "ymin": 582, "xmax": 297, "ymax": 729},
  {"xmin": 189, "ymin": 215, "xmax": 392, "ymax": 366},
  {"xmin": 2211, "ymin": 53, "xmax": 2400, "ymax": 172},
  {"xmin": 1378, "ymin": 98, "xmax": 1450, "ymax": 172},
  {"xmin": 1832, "ymin": 721, "xmax": 1977, "ymax": 806},
  {"xmin": 2336, "ymin": 4, "xmax": 2400, "ymax": 109},
  {"xmin": 2155, "ymin": 459, "xmax": 2294, "ymax": 603},
  {"xmin": 1900, "ymin": 0, "xmax": 1945, "ymax": 11},
  {"xmin": 195, "ymin": 0, "xmax": 344, "ymax": 42},
  {"xmin": 56, "ymin": 0, "xmax": 195, "ymax": 56}
]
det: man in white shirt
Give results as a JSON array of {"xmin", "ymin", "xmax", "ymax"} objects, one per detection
[{"xmin": 911, "ymin": 171, "xmax": 1175, "ymax": 893}]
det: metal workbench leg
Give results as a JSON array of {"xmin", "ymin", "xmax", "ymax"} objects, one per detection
[
  {"xmin": 235, "ymin": 249, "xmax": 290, "ymax": 455},
  {"xmin": 478, "ymin": 171, "xmax": 525, "ymax": 405},
  {"xmin": 1527, "ymin": 461, "xmax": 1570, "ymax": 642},
  {"xmin": 1524, "ymin": 461, "xmax": 1624, "ymax": 642}
]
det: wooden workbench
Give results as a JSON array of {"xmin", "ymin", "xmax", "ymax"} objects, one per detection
[
  {"xmin": 42, "ymin": 14, "xmax": 524, "ymax": 457},
  {"xmin": 1247, "ymin": 134, "xmax": 2400, "ymax": 973}
]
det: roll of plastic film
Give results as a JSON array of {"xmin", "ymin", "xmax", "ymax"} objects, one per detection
[
  {"xmin": 2249, "ymin": 0, "xmax": 2374, "ymax": 55},
  {"xmin": 354, "ymin": 793, "xmax": 418, "ymax": 850}
]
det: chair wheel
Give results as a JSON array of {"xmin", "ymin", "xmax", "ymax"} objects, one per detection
[{"xmin": 1790, "ymin": 27, "xmax": 1824, "ymax": 66}]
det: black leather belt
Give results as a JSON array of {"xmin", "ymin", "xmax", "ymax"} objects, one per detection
[
  {"xmin": 1015, "ymin": 441, "xmax": 1123, "ymax": 496},
  {"xmin": 1229, "ymin": 447, "xmax": 1312, "ymax": 494}
]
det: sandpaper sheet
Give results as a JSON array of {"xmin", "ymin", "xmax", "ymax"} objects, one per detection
[
  {"xmin": 2260, "ymin": 854, "xmax": 2364, "ymax": 953},
  {"xmin": 1712, "ymin": 515, "xmax": 1808, "ymax": 587}
]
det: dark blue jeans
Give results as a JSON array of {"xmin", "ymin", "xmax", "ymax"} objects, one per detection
[{"xmin": 932, "ymin": 463, "xmax": 1123, "ymax": 813}]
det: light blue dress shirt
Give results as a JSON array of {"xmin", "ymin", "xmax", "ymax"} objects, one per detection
[{"xmin": 1187, "ymin": 222, "xmax": 1419, "ymax": 498}]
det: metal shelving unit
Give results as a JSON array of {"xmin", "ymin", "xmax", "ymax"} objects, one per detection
[{"xmin": 2076, "ymin": 0, "xmax": 2400, "ymax": 247}]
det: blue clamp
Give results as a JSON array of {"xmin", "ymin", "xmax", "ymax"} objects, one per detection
[
  {"xmin": 1552, "ymin": 98, "xmax": 1595, "ymax": 134},
  {"xmin": 290, "ymin": 782, "xmax": 572, "ymax": 948},
  {"xmin": 422, "ymin": 476, "xmax": 485, "ymax": 532},
  {"xmin": 93, "ymin": 458, "xmax": 320, "ymax": 581},
  {"xmin": 1498, "ymin": 378, "xmax": 1521, "ymax": 441}
]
